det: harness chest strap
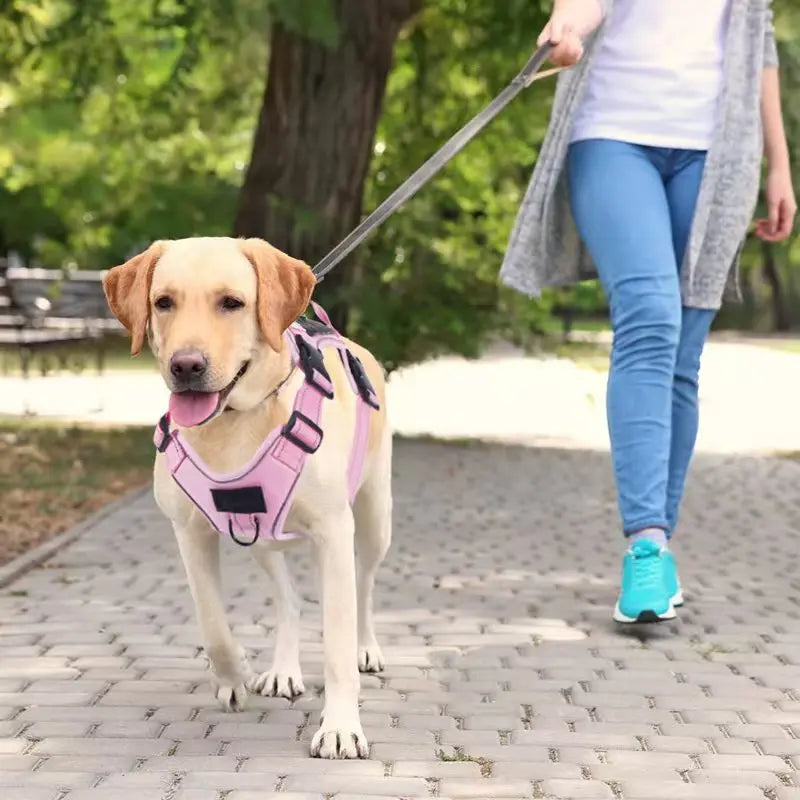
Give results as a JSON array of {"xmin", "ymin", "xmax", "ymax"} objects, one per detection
[{"xmin": 152, "ymin": 304, "xmax": 379, "ymax": 545}]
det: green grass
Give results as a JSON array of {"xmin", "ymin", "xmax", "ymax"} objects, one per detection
[
  {"xmin": 755, "ymin": 338, "xmax": 800, "ymax": 354},
  {"xmin": 436, "ymin": 749, "xmax": 494, "ymax": 777},
  {"xmin": 523, "ymin": 337, "xmax": 610, "ymax": 371},
  {"xmin": 0, "ymin": 417, "xmax": 153, "ymax": 565}
]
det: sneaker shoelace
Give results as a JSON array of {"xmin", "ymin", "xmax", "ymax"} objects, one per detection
[{"xmin": 628, "ymin": 542, "xmax": 664, "ymax": 592}]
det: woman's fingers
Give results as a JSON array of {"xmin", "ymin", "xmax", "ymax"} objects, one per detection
[
  {"xmin": 550, "ymin": 33, "xmax": 585, "ymax": 66},
  {"xmin": 537, "ymin": 21, "xmax": 553, "ymax": 46},
  {"xmin": 754, "ymin": 202, "xmax": 797, "ymax": 242},
  {"xmin": 538, "ymin": 14, "xmax": 584, "ymax": 66},
  {"xmin": 778, "ymin": 197, "xmax": 798, "ymax": 239},
  {"xmin": 768, "ymin": 197, "xmax": 781, "ymax": 237}
]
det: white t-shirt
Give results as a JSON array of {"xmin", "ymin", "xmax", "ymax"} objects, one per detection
[{"xmin": 570, "ymin": 0, "xmax": 733, "ymax": 150}]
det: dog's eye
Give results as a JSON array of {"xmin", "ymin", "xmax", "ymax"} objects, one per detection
[
  {"xmin": 154, "ymin": 296, "xmax": 173, "ymax": 311},
  {"xmin": 220, "ymin": 296, "xmax": 244, "ymax": 312}
]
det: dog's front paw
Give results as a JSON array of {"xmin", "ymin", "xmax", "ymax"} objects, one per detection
[
  {"xmin": 358, "ymin": 639, "xmax": 385, "ymax": 673},
  {"xmin": 212, "ymin": 679, "xmax": 250, "ymax": 711},
  {"xmin": 207, "ymin": 645, "xmax": 254, "ymax": 712},
  {"xmin": 248, "ymin": 667, "xmax": 305, "ymax": 699},
  {"xmin": 310, "ymin": 717, "xmax": 369, "ymax": 759}
]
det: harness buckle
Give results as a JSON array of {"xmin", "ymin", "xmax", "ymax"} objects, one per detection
[
  {"xmin": 295, "ymin": 335, "xmax": 334, "ymax": 399},
  {"xmin": 346, "ymin": 350, "xmax": 380, "ymax": 410},
  {"xmin": 155, "ymin": 414, "xmax": 172, "ymax": 453},
  {"xmin": 282, "ymin": 410, "xmax": 324, "ymax": 454},
  {"xmin": 295, "ymin": 315, "xmax": 334, "ymax": 337},
  {"xmin": 228, "ymin": 516, "xmax": 260, "ymax": 547}
]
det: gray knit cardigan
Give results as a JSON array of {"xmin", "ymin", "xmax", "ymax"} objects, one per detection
[{"xmin": 500, "ymin": 0, "xmax": 779, "ymax": 308}]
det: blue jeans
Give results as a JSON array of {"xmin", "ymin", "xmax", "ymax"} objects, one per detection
[{"xmin": 566, "ymin": 139, "xmax": 716, "ymax": 537}]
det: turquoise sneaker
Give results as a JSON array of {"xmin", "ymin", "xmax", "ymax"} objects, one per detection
[
  {"xmin": 613, "ymin": 539, "xmax": 677, "ymax": 624},
  {"xmin": 663, "ymin": 549, "xmax": 684, "ymax": 607}
]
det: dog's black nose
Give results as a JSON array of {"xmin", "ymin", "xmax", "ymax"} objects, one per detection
[{"xmin": 170, "ymin": 349, "xmax": 208, "ymax": 383}]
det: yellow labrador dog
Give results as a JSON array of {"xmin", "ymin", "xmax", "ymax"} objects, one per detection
[{"xmin": 102, "ymin": 236, "xmax": 392, "ymax": 759}]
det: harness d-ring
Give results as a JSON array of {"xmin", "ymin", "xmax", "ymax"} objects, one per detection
[{"xmin": 228, "ymin": 517, "xmax": 260, "ymax": 547}]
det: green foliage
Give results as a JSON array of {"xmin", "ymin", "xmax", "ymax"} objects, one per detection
[
  {"xmin": 725, "ymin": 5, "xmax": 800, "ymax": 331},
  {"xmin": 0, "ymin": 0, "xmax": 269, "ymax": 265},
  {"xmin": 342, "ymin": 0, "xmax": 557, "ymax": 368},
  {"xmin": 0, "ymin": 0, "xmax": 798, "ymax": 369}
]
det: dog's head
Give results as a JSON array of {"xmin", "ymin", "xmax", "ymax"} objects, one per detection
[{"xmin": 103, "ymin": 237, "xmax": 315, "ymax": 427}]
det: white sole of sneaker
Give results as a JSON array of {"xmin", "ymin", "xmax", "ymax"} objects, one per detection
[
  {"xmin": 671, "ymin": 589, "xmax": 684, "ymax": 607},
  {"xmin": 613, "ymin": 601, "xmax": 677, "ymax": 624}
]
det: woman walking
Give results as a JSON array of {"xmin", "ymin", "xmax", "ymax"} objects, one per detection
[{"xmin": 502, "ymin": 0, "xmax": 796, "ymax": 622}]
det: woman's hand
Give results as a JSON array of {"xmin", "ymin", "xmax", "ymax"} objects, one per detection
[
  {"xmin": 537, "ymin": 0, "xmax": 604, "ymax": 67},
  {"xmin": 755, "ymin": 162, "xmax": 797, "ymax": 242}
]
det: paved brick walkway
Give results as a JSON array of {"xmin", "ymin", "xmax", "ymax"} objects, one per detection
[{"xmin": 2, "ymin": 440, "xmax": 800, "ymax": 799}]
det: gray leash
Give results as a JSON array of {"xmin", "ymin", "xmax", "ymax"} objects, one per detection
[{"xmin": 312, "ymin": 43, "xmax": 557, "ymax": 282}]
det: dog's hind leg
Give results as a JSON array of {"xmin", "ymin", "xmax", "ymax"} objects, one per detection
[
  {"xmin": 174, "ymin": 521, "xmax": 253, "ymax": 712},
  {"xmin": 248, "ymin": 549, "xmax": 305, "ymax": 699},
  {"xmin": 353, "ymin": 430, "xmax": 392, "ymax": 674}
]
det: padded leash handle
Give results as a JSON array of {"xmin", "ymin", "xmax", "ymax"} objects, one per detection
[{"xmin": 312, "ymin": 42, "xmax": 557, "ymax": 282}]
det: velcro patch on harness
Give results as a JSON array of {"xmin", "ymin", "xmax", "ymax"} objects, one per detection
[{"xmin": 211, "ymin": 486, "xmax": 267, "ymax": 515}]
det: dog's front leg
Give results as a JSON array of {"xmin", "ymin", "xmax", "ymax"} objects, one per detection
[
  {"xmin": 248, "ymin": 549, "xmax": 305, "ymax": 699},
  {"xmin": 174, "ymin": 521, "xmax": 253, "ymax": 711},
  {"xmin": 309, "ymin": 507, "xmax": 368, "ymax": 759}
]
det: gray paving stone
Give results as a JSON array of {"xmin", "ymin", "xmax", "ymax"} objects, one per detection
[
  {"xmin": 23, "ymin": 723, "xmax": 91, "ymax": 738},
  {"xmin": 644, "ymin": 735, "xmax": 710, "ymax": 753},
  {"xmin": 1, "ymin": 442, "xmax": 799, "ymax": 797},
  {"xmin": 0, "ymin": 692, "xmax": 94, "ymax": 706},
  {"xmin": 0, "ymin": 772, "xmax": 96, "ymax": 789},
  {"xmin": 281, "ymin": 775, "xmax": 429, "ymax": 795},
  {"xmin": 437, "ymin": 778, "xmax": 532, "ymax": 798},
  {"xmin": 512, "ymin": 730, "xmax": 640, "ymax": 750},
  {"xmin": 0, "ymin": 737, "xmax": 28, "ymax": 754},
  {"xmin": 540, "ymin": 780, "xmax": 614, "ymax": 799},
  {"xmin": 393, "ymin": 759, "xmax": 483, "ymax": 778},
  {"xmin": 492, "ymin": 761, "xmax": 583, "ymax": 780},
  {"xmin": 138, "ymin": 755, "xmax": 240, "ymax": 772},
  {"xmin": 31, "ymin": 737, "xmax": 173, "ymax": 756},
  {"xmin": 697, "ymin": 753, "xmax": 789, "ymax": 771},
  {"xmin": 621, "ymin": 782, "xmax": 765, "ymax": 799},
  {"xmin": 62, "ymin": 792, "xmax": 171, "ymax": 800},
  {"xmin": 181, "ymin": 772, "xmax": 280, "ymax": 790},
  {"xmin": 91, "ymin": 773, "xmax": 173, "ymax": 788},
  {"xmin": 243, "ymin": 757, "xmax": 384, "ymax": 775},
  {"xmin": 710, "ymin": 737, "xmax": 760, "ymax": 754},
  {"xmin": 687, "ymin": 769, "xmax": 785, "ymax": 788},
  {"xmin": 36, "ymin": 756, "xmax": 137, "ymax": 772},
  {"xmin": 228, "ymin": 794, "xmax": 322, "ymax": 800},
  {"xmin": 588, "ymin": 765, "xmax": 684, "ymax": 783},
  {"xmin": 0, "ymin": 755, "xmax": 41, "ymax": 772}
]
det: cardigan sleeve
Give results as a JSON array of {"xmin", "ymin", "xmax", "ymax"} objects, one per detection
[{"xmin": 764, "ymin": 1, "xmax": 779, "ymax": 67}]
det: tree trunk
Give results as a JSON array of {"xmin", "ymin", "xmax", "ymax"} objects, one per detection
[
  {"xmin": 234, "ymin": 0, "xmax": 421, "ymax": 327},
  {"xmin": 761, "ymin": 238, "xmax": 790, "ymax": 332}
]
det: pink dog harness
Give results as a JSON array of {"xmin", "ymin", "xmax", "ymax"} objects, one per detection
[{"xmin": 152, "ymin": 303, "xmax": 379, "ymax": 546}]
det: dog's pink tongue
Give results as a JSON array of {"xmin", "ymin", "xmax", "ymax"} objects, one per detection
[{"xmin": 169, "ymin": 391, "xmax": 219, "ymax": 428}]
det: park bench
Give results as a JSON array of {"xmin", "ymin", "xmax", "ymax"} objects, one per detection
[
  {"xmin": 0, "ymin": 261, "xmax": 121, "ymax": 377},
  {"xmin": 551, "ymin": 302, "xmax": 609, "ymax": 342}
]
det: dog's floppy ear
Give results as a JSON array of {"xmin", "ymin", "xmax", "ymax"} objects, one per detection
[
  {"xmin": 239, "ymin": 238, "xmax": 316, "ymax": 352},
  {"xmin": 102, "ymin": 242, "xmax": 165, "ymax": 356}
]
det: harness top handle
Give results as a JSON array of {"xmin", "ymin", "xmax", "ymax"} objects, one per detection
[{"xmin": 312, "ymin": 43, "xmax": 557, "ymax": 283}]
